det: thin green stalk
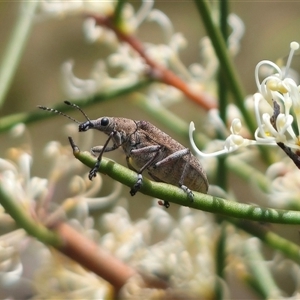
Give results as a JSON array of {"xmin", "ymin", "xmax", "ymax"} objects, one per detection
[
  {"xmin": 71, "ymin": 145, "xmax": 300, "ymax": 225},
  {"xmin": 0, "ymin": 2, "xmax": 38, "ymax": 108},
  {"xmin": 216, "ymin": 0, "xmax": 229, "ymax": 191},
  {"xmin": 194, "ymin": 0, "xmax": 253, "ymax": 131},
  {"xmin": 113, "ymin": 0, "xmax": 126, "ymax": 29},
  {"xmin": 218, "ymin": 0, "xmax": 229, "ymax": 123},
  {"xmin": 0, "ymin": 184, "xmax": 62, "ymax": 247},
  {"xmin": 244, "ymin": 239, "xmax": 282, "ymax": 298},
  {"xmin": 193, "ymin": 0, "xmax": 272, "ymax": 165},
  {"xmin": 0, "ymin": 79, "xmax": 152, "ymax": 133},
  {"xmin": 215, "ymin": 224, "xmax": 227, "ymax": 300},
  {"xmin": 237, "ymin": 218, "xmax": 300, "ymax": 264}
]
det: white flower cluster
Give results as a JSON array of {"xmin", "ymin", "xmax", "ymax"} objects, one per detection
[
  {"xmin": 101, "ymin": 204, "xmax": 223, "ymax": 298},
  {"xmin": 37, "ymin": 0, "xmax": 245, "ymax": 107},
  {"xmin": 190, "ymin": 42, "xmax": 300, "ymax": 157},
  {"xmin": 38, "ymin": 0, "xmax": 116, "ymax": 18},
  {"xmin": 0, "ymin": 127, "xmax": 122, "ymax": 298},
  {"xmin": 254, "ymin": 42, "xmax": 300, "ymax": 149}
]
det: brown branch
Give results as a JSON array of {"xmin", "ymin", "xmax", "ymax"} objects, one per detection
[
  {"xmin": 53, "ymin": 222, "xmax": 136, "ymax": 294},
  {"xmin": 52, "ymin": 222, "xmax": 170, "ymax": 296},
  {"xmin": 88, "ymin": 14, "xmax": 217, "ymax": 111}
]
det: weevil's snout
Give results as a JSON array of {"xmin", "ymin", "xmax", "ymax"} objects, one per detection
[{"xmin": 79, "ymin": 121, "xmax": 94, "ymax": 132}]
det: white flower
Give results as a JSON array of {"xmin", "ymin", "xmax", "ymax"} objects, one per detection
[
  {"xmin": 265, "ymin": 159, "xmax": 300, "ymax": 208},
  {"xmin": 83, "ymin": 17, "xmax": 119, "ymax": 46},
  {"xmin": 190, "ymin": 41, "xmax": 300, "ymax": 158},
  {"xmin": 0, "ymin": 127, "xmax": 123, "ymax": 297},
  {"xmin": 100, "ymin": 205, "xmax": 222, "ymax": 298},
  {"xmin": 33, "ymin": 253, "xmax": 108, "ymax": 299},
  {"xmin": 254, "ymin": 42, "xmax": 300, "ymax": 149},
  {"xmin": 189, "ymin": 117, "xmax": 256, "ymax": 158},
  {"xmin": 38, "ymin": 0, "xmax": 115, "ymax": 18},
  {"xmin": 227, "ymin": 13, "xmax": 245, "ymax": 56}
]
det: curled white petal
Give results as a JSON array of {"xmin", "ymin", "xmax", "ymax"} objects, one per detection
[
  {"xmin": 61, "ymin": 61, "xmax": 97, "ymax": 99},
  {"xmin": 134, "ymin": 0, "xmax": 154, "ymax": 28},
  {"xmin": 227, "ymin": 14, "xmax": 245, "ymax": 55},
  {"xmin": 189, "ymin": 122, "xmax": 229, "ymax": 157},
  {"xmin": 230, "ymin": 118, "xmax": 242, "ymax": 134},
  {"xmin": 255, "ymin": 60, "xmax": 282, "ymax": 93},
  {"xmin": 83, "ymin": 18, "xmax": 102, "ymax": 43},
  {"xmin": 148, "ymin": 9, "xmax": 173, "ymax": 44}
]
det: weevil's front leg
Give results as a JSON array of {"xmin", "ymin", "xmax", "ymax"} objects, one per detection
[
  {"xmin": 128, "ymin": 145, "xmax": 162, "ymax": 196},
  {"xmin": 91, "ymin": 145, "xmax": 119, "ymax": 156},
  {"xmin": 89, "ymin": 132, "xmax": 118, "ymax": 180},
  {"xmin": 154, "ymin": 148, "xmax": 194, "ymax": 201}
]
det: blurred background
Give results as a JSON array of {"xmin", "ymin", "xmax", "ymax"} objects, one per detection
[{"xmin": 1, "ymin": 1, "xmax": 300, "ymax": 298}]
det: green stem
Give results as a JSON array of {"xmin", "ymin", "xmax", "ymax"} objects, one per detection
[
  {"xmin": 218, "ymin": 0, "xmax": 229, "ymax": 124},
  {"xmin": 0, "ymin": 79, "xmax": 152, "ymax": 133},
  {"xmin": 216, "ymin": 0, "xmax": 229, "ymax": 191},
  {"xmin": 113, "ymin": 0, "xmax": 126, "ymax": 29},
  {"xmin": 72, "ymin": 146, "xmax": 300, "ymax": 225},
  {"xmin": 194, "ymin": 0, "xmax": 253, "ymax": 131},
  {"xmin": 215, "ymin": 224, "xmax": 227, "ymax": 300},
  {"xmin": 244, "ymin": 239, "xmax": 282, "ymax": 298},
  {"xmin": 193, "ymin": 0, "xmax": 272, "ymax": 165},
  {"xmin": 0, "ymin": 184, "xmax": 62, "ymax": 247},
  {"xmin": 234, "ymin": 219, "xmax": 300, "ymax": 265},
  {"xmin": 0, "ymin": 2, "xmax": 38, "ymax": 108}
]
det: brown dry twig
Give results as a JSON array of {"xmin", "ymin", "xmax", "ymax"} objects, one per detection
[
  {"xmin": 54, "ymin": 222, "xmax": 136, "ymax": 294},
  {"xmin": 53, "ymin": 222, "xmax": 170, "ymax": 296},
  {"xmin": 87, "ymin": 14, "xmax": 217, "ymax": 111}
]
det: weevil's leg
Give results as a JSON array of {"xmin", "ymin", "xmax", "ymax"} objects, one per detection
[
  {"xmin": 129, "ymin": 145, "xmax": 162, "ymax": 196},
  {"xmin": 91, "ymin": 145, "xmax": 118, "ymax": 156},
  {"xmin": 89, "ymin": 132, "xmax": 117, "ymax": 180},
  {"xmin": 157, "ymin": 200, "xmax": 170, "ymax": 209},
  {"xmin": 163, "ymin": 201, "xmax": 170, "ymax": 208},
  {"xmin": 154, "ymin": 148, "xmax": 194, "ymax": 201}
]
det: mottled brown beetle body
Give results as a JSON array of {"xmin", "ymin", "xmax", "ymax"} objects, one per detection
[
  {"xmin": 38, "ymin": 102, "xmax": 208, "ymax": 207},
  {"xmin": 131, "ymin": 120, "xmax": 208, "ymax": 193}
]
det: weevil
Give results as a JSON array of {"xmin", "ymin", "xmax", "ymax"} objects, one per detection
[{"xmin": 38, "ymin": 101, "xmax": 209, "ymax": 208}]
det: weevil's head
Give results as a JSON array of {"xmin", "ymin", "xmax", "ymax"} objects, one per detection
[
  {"xmin": 79, "ymin": 120, "xmax": 94, "ymax": 132},
  {"xmin": 79, "ymin": 117, "xmax": 115, "ymax": 134}
]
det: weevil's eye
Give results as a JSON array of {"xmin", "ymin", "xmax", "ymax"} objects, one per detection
[{"xmin": 101, "ymin": 117, "xmax": 109, "ymax": 126}]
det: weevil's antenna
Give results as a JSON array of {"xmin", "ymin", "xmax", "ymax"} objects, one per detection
[
  {"xmin": 37, "ymin": 105, "xmax": 81, "ymax": 124},
  {"xmin": 64, "ymin": 101, "xmax": 91, "ymax": 122}
]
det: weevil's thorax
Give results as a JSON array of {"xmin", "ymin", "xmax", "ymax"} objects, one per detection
[
  {"xmin": 113, "ymin": 117, "xmax": 138, "ymax": 146},
  {"xmin": 84, "ymin": 117, "xmax": 137, "ymax": 147}
]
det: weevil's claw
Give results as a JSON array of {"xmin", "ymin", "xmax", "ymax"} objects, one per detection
[
  {"xmin": 180, "ymin": 185, "xmax": 194, "ymax": 202},
  {"xmin": 130, "ymin": 174, "xmax": 143, "ymax": 196},
  {"xmin": 158, "ymin": 200, "xmax": 170, "ymax": 208},
  {"xmin": 163, "ymin": 201, "xmax": 170, "ymax": 208},
  {"xmin": 130, "ymin": 189, "xmax": 136, "ymax": 196},
  {"xmin": 89, "ymin": 164, "xmax": 99, "ymax": 180}
]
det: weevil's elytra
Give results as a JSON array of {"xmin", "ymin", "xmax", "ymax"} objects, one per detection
[
  {"xmin": 38, "ymin": 101, "xmax": 209, "ymax": 207},
  {"xmin": 135, "ymin": 120, "xmax": 208, "ymax": 193}
]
